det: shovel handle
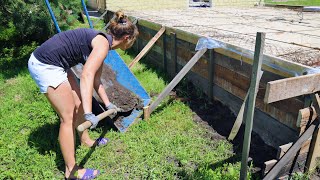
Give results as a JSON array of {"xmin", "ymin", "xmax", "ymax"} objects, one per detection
[{"xmin": 77, "ymin": 109, "xmax": 117, "ymax": 132}]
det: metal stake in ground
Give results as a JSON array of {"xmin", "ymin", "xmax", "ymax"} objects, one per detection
[{"xmin": 240, "ymin": 32, "xmax": 265, "ymax": 180}]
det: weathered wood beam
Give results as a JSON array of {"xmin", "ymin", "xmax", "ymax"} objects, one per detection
[
  {"xmin": 143, "ymin": 106, "xmax": 150, "ymax": 120},
  {"xmin": 240, "ymin": 32, "xmax": 265, "ymax": 180},
  {"xmin": 277, "ymin": 142, "xmax": 293, "ymax": 159},
  {"xmin": 306, "ymin": 93, "xmax": 320, "ymax": 171},
  {"xmin": 208, "ymin": 49, "xmax": 215, "ymax": 99},
  {"xmin": 264, "ymin": 73, "xmax": 320, "ymax": 104},
  {"xmin": 149, "ymin": 48, "xmax": 207, "ymax": 114},
  {"xmin": 136, "ymin": 18, "xmax": 314, "ymax": 78},
  {"xmin": 263, "ymin": 124, "xmax": 316, "ymax": 180},
  {"xmin": 228, "ymin": 71, "xmax": 263, "ymax": 141},
  {"xmin": 129, "ymin": 26, "xmax": 166, "ymax": 69},
  {"xmin": 263, "ymin": 159, "xmax": 278, "ymax": 175}
]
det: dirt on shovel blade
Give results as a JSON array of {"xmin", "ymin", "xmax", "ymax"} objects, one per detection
[
  {"xmin": 72, "ymin": 63, "xmax": 143, "ymax": 119},
  {"xmin": 99, "ymin": 64, "xmax": 143, "ymax": 112}
]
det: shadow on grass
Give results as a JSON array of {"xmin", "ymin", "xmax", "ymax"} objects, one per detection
[
  {"xmin": 27, "ymin": 122, "xmax": 65, "ymax": 171},
  {"xmin": 28, "ymin": 112, "xmax": 115, "ymax": 173},
  {"xmin": 0, "ymin": 44, "xmax": 36, "ymax": 80},
  {"xmin": 124, "ymin": 48, "xmax": 276, "ymax": 178}
]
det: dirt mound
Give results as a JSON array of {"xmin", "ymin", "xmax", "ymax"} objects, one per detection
[{"xmin": 100, "ymin": 65, "xmax": 143, "ymax": 112}]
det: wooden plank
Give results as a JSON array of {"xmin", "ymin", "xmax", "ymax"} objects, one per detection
[
  {"xmin": 129, "ymin": 26, "xmax": 166, "ymax": 69},
  {"xmin": 145, "ymin": 46, "xmax": 302, "ymax": 129},
  {"xmin": 263, "ymin": 159, "xmax": 278, "ymax": 175},
  {"xmin": 278, "ymin": 153, "xmax": 308, "ymax": 177},
  {"xmin": 136, "ymin": 18, "xmax": 314, "ymax": 78},
  {"xmin": 186, "ymin": 70, "xmax": 298, "ymax": 147},
  {"xmin": 240, "ymin": 32, "xmax": 265, "ymax": 180},
  {"xmin": 228, "ymin": 71, "xmax": 263, "ymax": 141},
  {"xmin": 208, "ymin": 49, "xmax": 214, "ymax": 99},
  {"xmin": 277, "ymin": 142, "xmax": 293, "ymax": 159},
  {"xmin": 277, "ymin": 140, "xmax": 310, "ymax": 158},
  {"xmin": 102, "ymin": 15, "xmax": 115, "ymax": 31},
  {"xmin": 306, "ymin": 93, "xmax": 320, "ymax": 171},
  {"xmin": 263, "ymin": 124, "xmax": 316, "ymax": 180},
  {"xmin": 134, "ymin": 17, "xmax": 311, "ymax": 134},
  {"xmin": 135, "ymin": 35, "xmax": 304, "ymax": 116},
  {"xmin": 264, "ymin": 73, "xmax": 320, "ymax": 104},
  {"xmin": 163, "ymin": 31, "xmax": 167, "ymax": 73},
  {"xmin": 265, "ymin": 143, "xmax": 311, "ymax": 177},
  {"xmin": 149, "ymin": 48, "xmax": 207, "ymax": 113},
  {"xmin": 171, "ymin": 32, "xmax": 178, "ymax": 77},
  {"xmin": 143, "ymin": 106, "xmax": 150, "ymax": 120},
  {"xmin": 297, "ymin": 106, "xmax": 317, "ymax": 127},
  {"xmin": 306, "ymin": 127, "xmax": 320, "ymax": 171},
  {"xmin": 92, "ymin": 10, "xmax": 108, "ymax": 26}
]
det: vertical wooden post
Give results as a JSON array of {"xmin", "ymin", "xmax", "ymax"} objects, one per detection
[
  {"xmin": 170, "ymin": 32, "xmax": 177, "ymax": 78},
  {"xmin": 240, "ymin": 32, "xmax": 265, "ymax": 180},
  {"xmin": 163, "ymin": 30, "xmax": 167, "ymax": 73},
  {"xmin": 143, "ymin": 106, "xmax": 150, "ymax": 120},
  {"xmin": 306, "ymin": 93, "xmax": 320, "ymax": 171},
  {"xmin": 208, "ymin": 49, "xmax": 214, "ymax": 99}
]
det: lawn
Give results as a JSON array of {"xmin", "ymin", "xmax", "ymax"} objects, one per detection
[
  {"xmin": 264, "ymin": 0, "xmax": 320, "ymax": 6},
  {"xmin": 0, "ymin": 38, "xmax": 253, "ymax": 179}
]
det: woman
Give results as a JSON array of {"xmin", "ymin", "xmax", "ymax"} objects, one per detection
[{"xmin": 28, "ymin": 11, "xmax": 138, "ymax": 179}]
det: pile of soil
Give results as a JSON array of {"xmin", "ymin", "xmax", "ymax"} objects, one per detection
[
  {"xmin": 72, "ymin": 64, "xmax": 143, "ymax": 112},
  {"xmin": 100, "ymin": 64, "xmax": 143, "ymax": 112}
]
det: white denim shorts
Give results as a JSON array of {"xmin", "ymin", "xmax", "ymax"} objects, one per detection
[{"xmin": 28, "ymin": 53, "xmax": 68, "ymax": 93}]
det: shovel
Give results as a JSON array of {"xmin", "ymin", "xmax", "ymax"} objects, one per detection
[{"xmin": 77, "ymin": 107, "xmax": 123, "ymax": 132}]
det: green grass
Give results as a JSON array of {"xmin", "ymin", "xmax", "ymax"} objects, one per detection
[
  {"xmin": 0, "ymin": 36, "xmax": 255, "ymax": 179},
  {"xmin": 265, "ymin": 0, "xmax": 320, "ymax": 6}
]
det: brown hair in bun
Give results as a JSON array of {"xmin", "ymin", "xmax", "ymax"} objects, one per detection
[{"xmin": 108, "ymin": 10, "xmax": 139, "ymax": 41}]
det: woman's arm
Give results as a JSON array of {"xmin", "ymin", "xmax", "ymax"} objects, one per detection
[
  {"xmin": 81, "ymin": 35, "xmax": 109, "ymax": 114},
  {"xmin": 93, "ymin": 66, "xmax": 111, "ymax": 106}
]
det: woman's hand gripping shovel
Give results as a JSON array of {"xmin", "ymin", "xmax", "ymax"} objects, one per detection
[{"xmin": 77, "ymin": 107, "xmax": 123, "ymax": 132}]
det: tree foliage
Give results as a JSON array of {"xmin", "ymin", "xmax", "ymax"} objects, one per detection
[
  {"xmin": 0, "ymin": 0, "xmax": 83, "ymax": 45},
  {"xmin": 0, "ymin": 0, "xmax": 85, "ymax": 73}
]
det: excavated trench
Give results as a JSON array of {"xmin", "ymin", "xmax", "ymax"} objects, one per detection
[{"xmin": 96, "ymin": 64, "xmax": 276, "ymax": 177}]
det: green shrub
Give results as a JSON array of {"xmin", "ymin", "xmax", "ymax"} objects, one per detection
[{"xmin": 0, "ymin": 0, "xmax": 86, "ymax": 78}]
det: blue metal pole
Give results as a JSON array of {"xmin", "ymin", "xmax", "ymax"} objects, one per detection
[
  {"xmin": 44, "ymin": 0, "xmax": 61, "ymax": 33},
  {"xmin": 81, "ymin": 0, "xmax": 93, "ymax": 29}
]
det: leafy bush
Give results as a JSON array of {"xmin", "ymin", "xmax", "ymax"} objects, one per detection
[
  {"xmin": 0, "ymin": 0, "xmax": 85, "ymax": 77},
  {"xmin": 0, "ymin": 0, "xmax": 83, "ymax": 44}
]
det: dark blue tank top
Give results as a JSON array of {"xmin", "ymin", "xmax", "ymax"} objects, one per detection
[{"xmin": 33, "ymin": 28, "xmax": 112, "ymax": 70}]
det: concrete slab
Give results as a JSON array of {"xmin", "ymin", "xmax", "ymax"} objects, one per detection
[{"xmin": 125, "ymin": 7, "xmax": 320, "ymax": 67}]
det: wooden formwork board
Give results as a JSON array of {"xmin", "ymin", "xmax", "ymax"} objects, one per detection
[
  {"xmin": 135, "ymin": 18, "xmax": 315, "ymax": 77},
  {"xmin": 127, "ymin": 8, "xmax": 320, "ymax": 67},
  {"xmin": 137, "ymin": 27, "xmax": 305, "ymax": 131},
  {"xmin": 104, "ymin": 11, "xmax": 318, "ymax": 147}
]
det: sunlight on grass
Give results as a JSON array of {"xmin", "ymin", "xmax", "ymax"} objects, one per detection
[{"xmin": 0, "ymin": 31, "xmax": 257, "ymax": 180}]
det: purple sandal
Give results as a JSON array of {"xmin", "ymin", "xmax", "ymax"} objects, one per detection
[
  {"xmin": 80, "ymin": 169, "xmax": 100, "ymax": 180},
  {"xmin": 96, "ymin": 137, "xmax": 110, "ymax": 147},
  {"xmin": 65, "ymin": 169, "xmax": 100, "ymax": 180}
]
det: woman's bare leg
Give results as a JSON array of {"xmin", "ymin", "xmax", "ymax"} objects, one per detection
[
  {"xmin": 45, "ymin": 81, "xmax": 98, "ymax": 178},
  {"xmin": 67, "ymin": 71, "xmax": 95, "ymax": 147}
]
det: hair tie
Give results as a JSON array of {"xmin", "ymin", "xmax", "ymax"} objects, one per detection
[{"xmin": 119, "ymin": 19, "xmax": 127, "ymax": 25}]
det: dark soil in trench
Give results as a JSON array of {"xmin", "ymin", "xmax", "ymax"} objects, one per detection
[
  {"xmin": 96, "ymin": 62, "xmax": 277, "ymax": 177},
  {"xmin": 82, "ymin": 60, "xmax": 276, "ymax": 177},
  {"xmin": 172, "ymin": 81, "xmax": 277, "ymax": 178}
]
